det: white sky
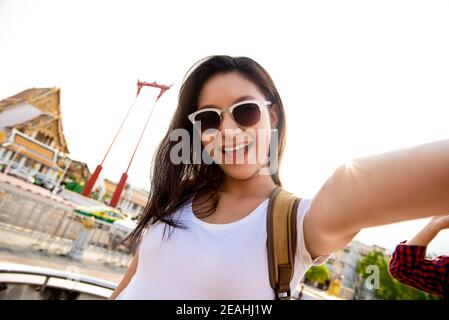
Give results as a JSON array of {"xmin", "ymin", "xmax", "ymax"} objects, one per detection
[{"xmin": 0, "ymin": 0, "xmax": 448, "ymax": 255}]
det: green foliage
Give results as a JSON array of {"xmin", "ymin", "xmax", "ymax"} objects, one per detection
[
  {"xmin": 64, "ymin": 181, "xmax": 84, "ymax": 193},
  {"xmin": 357, "ymin": 250, "xmax": 440, "ymax": 300},
  {"xmin": 305, "ymin": 265, "xmax": 331, "ymax": 285}
]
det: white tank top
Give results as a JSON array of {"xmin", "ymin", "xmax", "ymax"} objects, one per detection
[{"xmin": 116, "ymin": 196, "xmax": 329, "ymax": 299}]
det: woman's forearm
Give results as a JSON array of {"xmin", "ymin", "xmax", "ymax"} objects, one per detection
[
  {"xmin": 406, "ymin": 220, "xmax": 441, "ymax": 246},
  {"xmin": 405, "ymin": 214, "xmax": 449, "ymax": 246}
]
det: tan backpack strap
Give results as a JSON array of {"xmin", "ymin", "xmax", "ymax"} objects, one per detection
[{"xmin": 266, "ymin": 186, "xmax": 301, "ymax": 300}]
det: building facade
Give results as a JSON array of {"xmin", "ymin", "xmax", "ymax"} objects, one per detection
[
  {"xmin": 325, "ymin": 240, "xmax": 389, "ymax": 299},
  {"xmin": 100, "ymin": 178, "xmax": 148, "ymax": 217},
  {"xmin": 0, "ymin": 88, "xmax": 89, "ymax": 187}
]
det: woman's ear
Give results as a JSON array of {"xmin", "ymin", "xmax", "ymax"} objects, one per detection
[{"xmin": 269, "ymin": 103, "xmax": 279, "ymax": 129}]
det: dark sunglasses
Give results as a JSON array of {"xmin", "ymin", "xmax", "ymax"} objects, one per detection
[{"xmin": 188, "ymin": 100, "xmax": 272, "ymax": 133}]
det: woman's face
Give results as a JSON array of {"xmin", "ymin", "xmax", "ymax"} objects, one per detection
[{"xmin": 196, "ymin": 71, "xmax": 278, "ymax": 180}]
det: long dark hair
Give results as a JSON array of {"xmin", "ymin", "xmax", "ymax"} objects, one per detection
[{"xmin": 124, "ymin": 55, "xmax": 288, "ymax": 247}]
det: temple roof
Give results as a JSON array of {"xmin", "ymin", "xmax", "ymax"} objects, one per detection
[{"xmin": 0, "ymin": 87, "xmax": 70, "ymax": 154}]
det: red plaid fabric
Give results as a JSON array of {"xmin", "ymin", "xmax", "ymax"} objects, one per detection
[{"xmin": 388, "ymin": 241, "xmax": 449, "ymax": 300}]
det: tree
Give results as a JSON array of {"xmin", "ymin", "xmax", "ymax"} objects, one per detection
[
  {"xmin": 305, "ymin": 265, "xmax": 331, "ymax": 287},
  {"xmin": 357, "ymin": 250, "xmax": 439, "ymax": 300}
]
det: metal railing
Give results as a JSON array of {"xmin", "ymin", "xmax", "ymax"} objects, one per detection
[{"xmin": 0, "ymin": 184, "xmax": 136, "ymax": 269}]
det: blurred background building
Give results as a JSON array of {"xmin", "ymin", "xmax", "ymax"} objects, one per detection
[
  {"xmin": 0, "ymin": 88, "xmax": 92, "ymax": 188},
  {"xmin": 0, "ymin": 87, "xmax": 148, "ymax": 217}
]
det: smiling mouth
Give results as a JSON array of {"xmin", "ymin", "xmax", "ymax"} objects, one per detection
[
  {"xmin": 218, "ymin": 141, "xmax": 255, "ymax": 164},
  {"xmin": 222, "ymin": 142, "xmax": 251, "ymax": 153}
]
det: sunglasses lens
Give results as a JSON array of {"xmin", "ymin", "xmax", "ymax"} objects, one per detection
[
  {"xmin": 194, "ymin": 111, "xmax": 220, "ymax": 131},
  {"xmin": 232, "ymin": 103, "xmax": 261, "ymax": 127}
]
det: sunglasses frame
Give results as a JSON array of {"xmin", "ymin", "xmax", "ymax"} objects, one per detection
[{"xmin": 188, "ymin": 99, "xmax": 272, "ymax": 132}]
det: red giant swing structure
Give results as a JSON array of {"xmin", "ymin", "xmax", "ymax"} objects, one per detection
[{"xmin": 81, "ymin": 80, "xmax": 172, "ymax": 207}]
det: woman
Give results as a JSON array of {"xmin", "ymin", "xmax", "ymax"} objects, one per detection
[{"xmin": 110, "ymin": 55, "xmax": 449, "ymax": 300}]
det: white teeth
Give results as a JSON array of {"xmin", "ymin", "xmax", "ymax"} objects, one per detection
[{"xmin": 223, "ymin": 143, "xmax": 249, "ymax": 152}]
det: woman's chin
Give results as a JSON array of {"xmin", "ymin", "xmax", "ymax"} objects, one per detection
[{"xmin": 219, "ymin": 163, "xmax": 262, "ymax": 180}]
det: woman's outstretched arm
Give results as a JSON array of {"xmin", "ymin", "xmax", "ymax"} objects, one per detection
[{"xmin": 304, "ymin": 138, "xmax": 449, "ymax": 259}]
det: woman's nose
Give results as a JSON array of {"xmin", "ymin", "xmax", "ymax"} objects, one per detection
[{"xmin": 219, "ymin": 109, "xmax": 240, "ymax": 132}]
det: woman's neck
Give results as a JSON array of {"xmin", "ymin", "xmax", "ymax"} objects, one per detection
[{"xmin": 219, "ymin": 174, "xmax": 277, "ymax": 198}]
